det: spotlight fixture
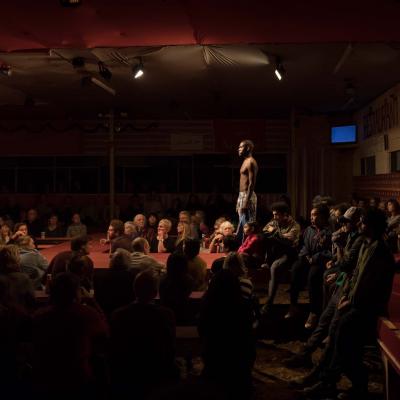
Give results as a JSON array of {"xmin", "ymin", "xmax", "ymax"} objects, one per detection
[
  {"xmin": 98, "ymin": 61, "xmax": 112, "ymax": 81},
  {"xmin": 0, "ymin": 64, "xmax": 11, "ymax": 76},
  {"xmin": 132, "ymin": 58, "xmax": 144, "ymax": 79},
  {"xmin": 60, "ymin": 0, "xmax": 82, "ymax": 7},
  {"xmin": 274, "ymin": 58, "xmax": 285, "ymax": 81}
]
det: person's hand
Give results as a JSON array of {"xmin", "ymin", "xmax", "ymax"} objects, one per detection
[
  {"xmin": 326, "ymin": 260, "xmax": 333, "ymax": 269},
  {"xmin": 80, "ymin": 287, "xmax": 92, "ymax": 298},
  {"xmin": 157, "ymin": 227, "xmax": 167, "ymax": 240},
  {"xmin": 100, "ymin": 238, "xmax": 108, "ymax": 245},
  {"xmin": 266, "ymin": 225, "xmax": 276, "ymax": 233},
  {"xmin": 306, "ymin": 255, "xmax": 312, "ymax": 264},
  {"xmin": 325, "ymin": 273, "xmax": 337, "ymax": 284},
  {"xmin": 338, "ymin": 296, "xmax": 350, "ymax": 311}
]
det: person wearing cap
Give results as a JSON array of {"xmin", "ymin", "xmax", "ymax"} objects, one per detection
[{"xmin": 301, "ymin": 208, "xmax": 395, "ymax": 399}]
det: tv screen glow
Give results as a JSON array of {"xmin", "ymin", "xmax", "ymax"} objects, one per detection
[{"xmin": 331, "ymin": 125, "xmax": 357, "ymax": 144}]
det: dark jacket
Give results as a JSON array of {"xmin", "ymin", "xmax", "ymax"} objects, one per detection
[{"xmin": 298, "ymin": 225, "xmax": 332, "ymax": 265}]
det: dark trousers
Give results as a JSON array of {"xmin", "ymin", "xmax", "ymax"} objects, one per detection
[
  {"xmin": 322, "ymin": 308, "xmax": 377, "ymax": 392},
  {"xmin": 290, "ymin": 256, "xmax": 324, "ymax": 315}
]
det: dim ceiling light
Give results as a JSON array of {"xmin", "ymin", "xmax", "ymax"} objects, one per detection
[
  {"xmin": 274, "ymin": 58, "xmax": 285, "ymax": 81},
  {"xmin": 132, "ymin": 58, "xmax": 144, "ymax": 79}
]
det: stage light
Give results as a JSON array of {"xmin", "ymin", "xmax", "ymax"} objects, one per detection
[
  {"xmin": 98, "ymin": 62, "xmax": 112, "ymax": 81},
  {"xmin": 274, "ymin": 58, "xmax": 285, "ymax": 81},
  {"xmin": 0, "ymin": 64, "xmax": 12, "ymax": 76},
  {"xmin": 132, "ymin": 58, "xmax": 144, "ymax": 79},
  {"xmin": 60, "ymin": 0, "xmax": 82, "ymax": 7}
]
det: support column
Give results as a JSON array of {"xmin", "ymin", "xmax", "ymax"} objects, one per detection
[{"xmin": 109, "ymin": 109, "xmax": 115, "ymax": 220}]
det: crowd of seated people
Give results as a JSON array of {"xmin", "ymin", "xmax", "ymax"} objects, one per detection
[{"xmin": 0, "ymin": 193, "xmax": 399, "ymax": 399}]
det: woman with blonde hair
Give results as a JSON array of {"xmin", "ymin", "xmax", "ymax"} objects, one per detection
[
  {"xmin": 175, "ymin": 221, "xmax": 191, "ymax": 253},
  {"xmin": 0, "ymin": 224, "xmax": 12, "ymax": 245},
  {"xmin": 209, "ymin": 220, "xmax": 235, "ymax": 253}
]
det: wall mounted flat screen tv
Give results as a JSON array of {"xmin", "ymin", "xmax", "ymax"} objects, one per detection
[{"xmin": 331, "ymin": 125, "xmax": 357, "ymax": 144}]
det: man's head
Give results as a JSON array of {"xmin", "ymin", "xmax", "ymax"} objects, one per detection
[
  {"xmin": 27, "ymin": 208, "xmax": 38, "ymax": 223},
  {"xmin": 387, "ymin": 198, "xmax": 400, "ymax": 215},
  {"xmin": 271, "ymin": 202, "xmax": 291, "ymax": 225},
  {"xmin": 49, "ymin": 214, "xmax": 58, "ymax": 226},
  {"xmin": 223, "ymin": 235, "xmax": 240, "ymax": 253},
  {"xmin": 109, "ymin": 248, "xmax": 132, "ymax": 270},
  {"xmin": 339, "ymin": 207, "xmax": 363, "ymax": 233},
  {"xmin": 72, "ymin": 213, "xmax": 81, "ymax": 224},
  {"xmin": 108, "ymin": 219, "xmax": 125, "ymax": 239},
  {"xmin": 133, "ymin": 214, "xmax": 146, "ymax": 229},
  {"xmin": 70, "ymin": 235, "xmax": 90, "ymax": 254},
  {"xmin": 238, "ymin": 140, "xmax": 254, "ymax": 158},
  {"xmin": 310, "ymin": 204, "xmax": 330, "ymax": 228},
  {"xmin": 360, "ymin": 208, "xmax": 387, "ymax": 239},
  {"xmin": 132, "ymin": 237, "xmax": 150, "ymax": 254},
  {"xmin": 179, "ymin": 211, "xmax": 191, "ymax": 224},
  {"xmin": 134, "ymin": 270, "xmax": 159, "ymax": 304}
]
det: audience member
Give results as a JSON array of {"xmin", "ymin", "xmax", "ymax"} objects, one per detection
[
  {"xmin": 238, "ymin": 221, "xmax": 264, "ymax": 266},
  {"xmin": 132, "ymin": 213, "xmax": 147, "ymax": 238},
  {"xmin": 32, "ymin": 273, "xmax": 108, "ymax": 399},
  {"xmin": 123, "ymin": 221, "xmax": 137, "ymax": 241},
  {"xmin": 17, "ymin": 235, "xmax": 49, "ymax": 289},
  {"xmin": 151, "ymin": 218, "xmax": 175, "ymax": 253},
  {"xmin": 184, "ymin": 238, "xmax": 207, "ymax": 291},
  {"xmin": 25, "ymin": 208, "xmax": 43, "ymax": 238},
  {"xmin": 261, "ymin": 202, "xmax": 300, "ymax": 312},
  {"xmin": 179, "ymin": 210, "xmax": 199, "ymax": 239},
  {"xmin": 147, "ymin": 212, "xmax": 158, "ymax": 243},
  {"xmin": 210, "ymin": 235, "xmax": 240, "ymax": 275},
  {"xmin": 0, "ymin": 245, "xmax": 35, "ymax": 312},
  {"xmin": 110, "ymin": 270, "xmax": 177, "ymax": 398},
  {"xmin": 130, "ymin": 237, "xmax": 165, "ymax": 275},
  {"xmin": 44, "ymin": 214, "xmax": 65, "ymax": 237},
  {"xmin": 94, "ymin": 248, "xmax": 136, "ymax": 318},
  {"xmin": 66, "ymin": 213, "xmax": 87, "ymax": 238},
  {"xmin": 10, "ymin": 222, "xmax": 28, "ymax": 243},
  {"xmin": 0, "ymin": 223, "xmax": 11, "ymax": 245},
  {"xmin": 386, "ymin": 198, "xmax": 400, "ymax": 252},
  {"xmin": 209, "ymin": 220, "xmax": 235, "ymax": 253},
  {"xmin": 175, "ymin": 221, "xmax": 191, "ymax": 253},
  {"xmin": 303, "ymin": 208, "xmax": 395, "ymax": 399},
  {"xmin": 159, "ymin": 253, "xmax": 194, "ymax": 325},
  {"xmin": 199, "ymin": 269, "xmax": 256, "ymax": 399},
  {"xmin": 105, "ymin": 219, "xmax": 133, "ymax": 253},
  {"xmin": 47, "ymin": 235, "xmax": 94, "ymax": 290},
  {"xmin": 287, "ymin": 204, "xmax": 332, "ymax": 329}
]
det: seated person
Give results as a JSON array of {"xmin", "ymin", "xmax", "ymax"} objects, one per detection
[
  {"xmin": 159, "ymin": 253, "xmax": 194, "ymax": 325},
  {"xmin": 209, "ymin": 221, "xmax": 235, "ymax": 253},
  {"xmin": 132, "ymin": 214, "xmax": 147, "ymax": 238},
  {"xmin": 94, "ymin": 249, "xmax": 136, "ymax": 318},
  {"xmin": 124, "ymin": 221, "xmax": 137, "ymax": 241},
  {"xmin": 47, "ymin": 235, "xmax": 94, "ymax": 290},
  {"xmin": 44, "ymin": 214, "xmax": 65, "ymax": 238},
  {"xmin": 32, "ymin": 273, "xmax": 108, "ymax": 398},
  {"xmin": 210, "ymin": 235, "xmax": 240, "ymax": 275},
  {"xmin": 0, "ymin": 223, "xmax": 12, "ymax": 245},
  {"xmin": 174, "ymin": 221, "xmax": 191, "ymax": 253},
  {"xmin": 261, "ymin": 202, "xmax": 300, "ymax": 312},
  {"xmin": 66, "ymin": 213, "xmax": 87, "ymax": 238},
  {"xmin": 25, "ymin": 208, "xmax": 43, "ymax": 238},
  {"xmin": 184, "ymin": 238, "xmax": 207, "ymax": 291},
  {"xmin": 110, "ymin": 270, "xmax": 177, "ymax": 396},
  {"xmin": 386, "ymin": 198, "xmax": 400, "ymax": 252},
  {"xmin": 286, "ymin": 204, "xmax": 332, "ymax": 330},
  {"xmin": 9, "ymin": 223, "xmax": 29, "ymax": 244},
  {"xmin": 101, "ymin": 219, "xmax": 133, "ymax": 254},
  {"xmin": 150, "ymin": 218, "xmax": 175, "ymax": 253},
  {"xmin": 238, "ymin": 222, "xmax": 264, "ymax": 266},
  {"xmin": 179, "ymin": 210, "xmax": 199, "ymax": 239},
  {"xmin": 130, "ymin": 237, "xmax": 165, "ymax": 275},
  {"xmin": 17, "ymin": 235, "xmax": 49, "ymax": 289},
  {"xmin": 146, "ymin": 213, "xmax": 159, "ymax": 244}
]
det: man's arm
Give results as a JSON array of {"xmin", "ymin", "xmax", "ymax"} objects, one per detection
[{"xmin": 243, "ymin": 160, "xmax": 257, "ymax": 209}]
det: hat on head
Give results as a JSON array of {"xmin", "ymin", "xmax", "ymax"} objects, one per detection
[{"xmin": 339, "ymin": 207, "xmax": 362, "ymax": 224}]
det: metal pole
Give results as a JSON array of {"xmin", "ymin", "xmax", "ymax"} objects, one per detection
[{"xmin": 109, "ymin": 109, "xmax": 115, "ymax": 220}]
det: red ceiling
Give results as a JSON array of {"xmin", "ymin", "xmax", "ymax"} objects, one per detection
[{"xmin": 1, "ymin": 0, "xmax": 400, "ymax": 52}]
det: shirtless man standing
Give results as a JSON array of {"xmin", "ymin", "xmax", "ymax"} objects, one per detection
[{"xmin": 237, "ymin": 140, "xmax": 258, "ymax": 242}]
